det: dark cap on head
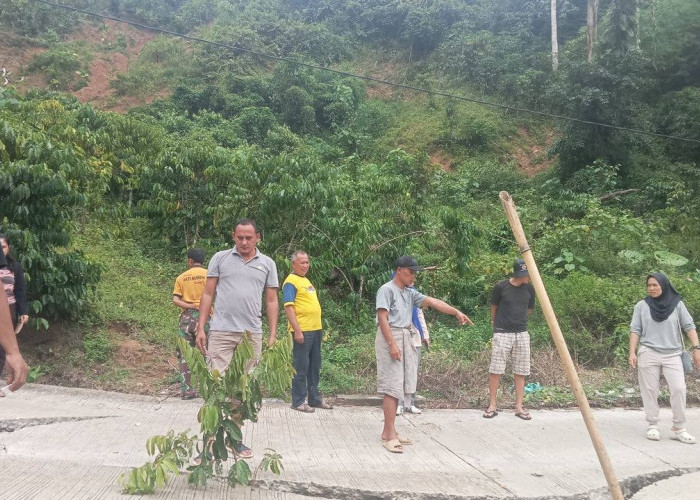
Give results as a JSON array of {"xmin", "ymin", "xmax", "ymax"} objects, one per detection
[
  {"xmin": 187, "ymin": 248, "xmax": 205, "ymax": 264},
  {"xmin": 394, "ymin": 255, "xmax": 425, "ymax": 271},
  {"xmin": 513, "ymin": 258, "xmax": 529, "ymax": 277}
]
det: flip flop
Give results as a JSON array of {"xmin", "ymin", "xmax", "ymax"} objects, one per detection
[
  {"xmin": 381, "ymin": 435, "xmax": 412, "ymax": 445},
  {"xmin": 231, "ymin": 443, "xmax": 254, "ymax": 459},
  {"xmin": 483, "ymin": 410, "xmax": 498, "ymax": 418},
  {"xmin": 396, "ymin": 434, "xmax": 413, "ymax": 445},
  {"xmin": 382, "ymin": 438, "xmax": 403, "ymax": 453},
  {"xmin": 292, "ymin": 403, "xmax": 315, "ymax": 413},
  {"xmin": 515, "ymin": 412, "xmax": 532, "ymax": 421}
]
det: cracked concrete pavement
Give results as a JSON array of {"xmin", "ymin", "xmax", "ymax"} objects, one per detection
[{"xmin": 0, "ymin": 384, "xmax": 698, "ymax": 499}]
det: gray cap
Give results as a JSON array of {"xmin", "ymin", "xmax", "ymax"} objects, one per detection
[{"xmin": 513, "ymin": 259, "xmax": 529, "ymax": 277}]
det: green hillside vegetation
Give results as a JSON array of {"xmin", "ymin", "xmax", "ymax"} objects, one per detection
[{"xmin": 1, "ymin": 0, "xmax": 700, "ymax": 407}]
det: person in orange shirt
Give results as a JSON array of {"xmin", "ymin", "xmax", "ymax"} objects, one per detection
[{"xmin": 173, "ymin": 248, "xmax": 208, "ymax": 399}]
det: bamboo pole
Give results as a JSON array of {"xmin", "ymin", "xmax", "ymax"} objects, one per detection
[{"xmin": 499, "ymin": 191, "xmax": 624, "ymax": 500}]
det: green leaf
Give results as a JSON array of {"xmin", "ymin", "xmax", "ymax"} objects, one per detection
[
  {"xmin": 228, "ymin": 460, "xmax": 251, "ymax": 486},
  {"xmin": 618, "ymin": 249, "xmax": 644, "ymax": 264},
  {"xmin": 223, "ymin": 419, "xmax": 243, "ymax": 442},
  {"xmin": 213, "ymin": 428, "xmax": 228, "ymax": 461},
  {"xmin": 654, "ymin": 251, "xmax": 688, "ymax": 267}
]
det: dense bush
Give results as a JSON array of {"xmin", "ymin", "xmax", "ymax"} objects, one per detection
[
  {"xmin": 546, "ymin": 273, "xmax": 639, "ymax": 366},
  {"xmin": 0, "ymin": 101, "xmax": 102, "ymax": 322},
  {"xmin": 28, "ymin": 46, "xmax": 90, "ymax": 91}
]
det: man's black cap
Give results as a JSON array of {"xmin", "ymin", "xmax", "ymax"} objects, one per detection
[
  {"xmin": 394, "ymin": 255, "xmax": 425, "ymax": 271},
  {"xmin": 513, "ymin": 258, "xmax": 529, "ymax": 277}
]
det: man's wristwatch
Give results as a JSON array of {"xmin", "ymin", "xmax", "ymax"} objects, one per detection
[{"xmin": 692, "ymin": 345, "xmax": 700, "ymax": 350}]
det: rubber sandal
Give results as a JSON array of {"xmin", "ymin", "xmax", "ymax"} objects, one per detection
[
  {"xmin": 232, "ymin": 443, "xmax": 254, "ymax": 459},
  {"xmin": 382, "ymin": 438, "xmax": 403, "ymax": 453},
  {"xmin": 292, "ymin": 403, "xmax": 315, "ymax": 413},
  {"xmin": 646, "ymin": 426, "xmax": 660, "ymax": 441},
  {"xmin": 381, "ymin": 435, "xmax": 412, "ymax": 445},
  {"xmin": 483, "ymin": 410, "xmax": 498, "ymax": 418},
  {"xmin": 514, "ymin": 412, "xmax": 532, "ymax": 421},
  {"xmin": 396, "ymin": 434, "xmax": 413, "ymax": 445},
  {"xmin": 181, "ymin": 390, "xmax": 198, "ymax": 400},
  {"xmin": 671, "ymin": 428, "xmax": 696, "ymax": 444}
]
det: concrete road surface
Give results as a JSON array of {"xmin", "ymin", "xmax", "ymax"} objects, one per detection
[{"xmin": 1, "ymin": 384, "xmax": 698, "ymax": 499}]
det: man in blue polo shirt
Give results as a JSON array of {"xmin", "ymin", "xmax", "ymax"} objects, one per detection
[{"xmin": 196, "ymin": 218, "xmax": 279, "ymax": 459}]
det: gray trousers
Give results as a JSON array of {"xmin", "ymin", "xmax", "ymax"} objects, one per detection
[
  {"xmin": 637, "ymin": 345, "xmax": 687, "ymax": 427},
  {"xmin": 376, "ymin": 327, "xmax": 417, "ymax": 401}
]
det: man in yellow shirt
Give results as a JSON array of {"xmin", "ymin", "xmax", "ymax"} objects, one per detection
[
  {"xmin": 283, "ymin": 250, "xmax": 332, "ymax": 412},
  {"xmin": 173, "ymin": 248, "xmax": 208, "ymax": 399}
]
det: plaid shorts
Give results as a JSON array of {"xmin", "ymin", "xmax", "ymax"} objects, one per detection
[{"xmin": 488, "ymin": 331, "xmax": 531, "ymax": 376}]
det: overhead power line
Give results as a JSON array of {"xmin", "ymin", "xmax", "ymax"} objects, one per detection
[{"xmin": 32, "ymin": 0, "xmax": 700, "ymax": 145}]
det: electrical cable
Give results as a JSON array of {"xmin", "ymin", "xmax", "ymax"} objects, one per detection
[{"xmin": 30, "ymin": 0, "xmax": 700, "ymax": 144}]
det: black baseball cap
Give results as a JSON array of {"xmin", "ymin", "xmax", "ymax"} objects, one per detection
[
  {"xmin": 513, "ymin": 258, "xmax": 529, "ymax": 277},
  {"xmin": 394, "ymin": 255, "xmax": 425, "ymax": 271}
]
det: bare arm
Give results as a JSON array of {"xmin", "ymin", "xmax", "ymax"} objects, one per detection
[
  {"xmin": 173, "ymin": 295, "xmax": 196, "ymax": 311},
  {"xmin": 629, "ymin": 332, "xmax": 640, "ymax": 368},
  {"xmin": 195, "ymin": 276, "xmax": 218, "ymax": 355},
  {"xmin": 284, "ymin": 304, "xmax": 304, "ymax": 344},
  {"xmin": 422, "ymin": 297, "xmax": 474, "ymax": 326},
  {"xmin": 377, "ymin": 308, "xmax": 401, "ymax": 361},
  {"xmin": 0, "ymin": 286, "xmax": 28, "ymax": 391},
  {"xmin": 265, "ymin": 287, "xmax": 279, "ymax": 346}
]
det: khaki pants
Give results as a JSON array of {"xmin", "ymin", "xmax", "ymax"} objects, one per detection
[
  {"xmin": 637, "ymin": 345, "xmax": 687, "ymax": 427},
  {"xmin": 375, "ymin": 327, "xmax": 417, "ymax": 401},
  {"xmin": 207, "ymin": 330, "xmax": 262, "ymax": 374}
]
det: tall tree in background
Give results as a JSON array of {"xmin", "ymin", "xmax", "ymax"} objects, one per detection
[
  {"xmin": 551, "ymin": 0, "xmax": 559, "ymax": 70},
  {"xmin": 587, "ymin": 0, "xmax": 599, "ymax": 62},
  {"xmin": 610, "ymin": 0, "xmax": 639, "ymax": 58}
]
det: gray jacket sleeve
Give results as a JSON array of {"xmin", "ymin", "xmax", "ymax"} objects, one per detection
[
  {"xmin": 630, "ymin": 301, "xmax": 643, "ymax": 335},
  {"xmin": 678, "ymin": 301, "xmax": 696, "ymax": 332}
]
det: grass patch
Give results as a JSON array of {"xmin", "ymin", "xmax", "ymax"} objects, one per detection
[
  {"xmin": 73, "ymin": 219, "xmax": 182, "ymax": 349},
  {"xmin": 83, "ymin": 328, "xmax": 113, "ymax": 363}
]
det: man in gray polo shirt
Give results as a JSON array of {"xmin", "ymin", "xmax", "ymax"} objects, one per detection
[
  {"xmin": 196, "ymin": 218, "xmax": 279, "ymax": 367},
  {"xmin": 196, "ymin": 218, "xmax": 279, "ymax": 459},
  {"xmin": 376, "ymin": 255, "xmax": 473, "ymax": 453}
]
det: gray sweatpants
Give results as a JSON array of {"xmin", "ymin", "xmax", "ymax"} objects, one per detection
[
  {"xmin": 376, "ymin": 327, "xmax": 417, "ymax": 401},
  {"xmin": 637, "ymin": 345, "xmax": 687, "ymax": 427}
]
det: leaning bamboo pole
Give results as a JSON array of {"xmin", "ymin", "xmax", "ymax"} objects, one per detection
[{"xmin": 499, "ymin": 191, "xmax": 624, "ymax": 500}]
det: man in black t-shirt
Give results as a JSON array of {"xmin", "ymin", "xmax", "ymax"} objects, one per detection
[{"xmin": 484, "ymin": 259, "xmax": 536, "ymax": 420}]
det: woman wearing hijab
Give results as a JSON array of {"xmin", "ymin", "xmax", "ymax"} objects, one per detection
[{"xmin": 629, "ymin": 273, "xmax": 700, "ymax": 444}]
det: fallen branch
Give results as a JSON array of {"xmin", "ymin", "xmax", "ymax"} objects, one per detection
[{"xmin": 599, "ymin": 189, "xmax": 639, "ymax": 202}]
